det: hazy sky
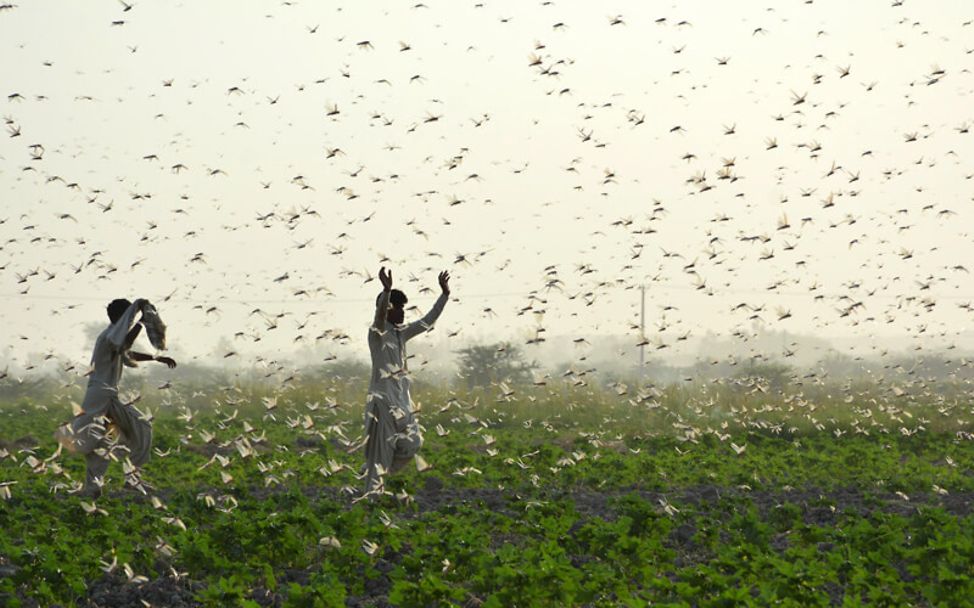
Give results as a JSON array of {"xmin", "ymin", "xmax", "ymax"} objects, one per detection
[{"xmin": 1, "ymin": 1, "xmax": 973, "ymax": 370}]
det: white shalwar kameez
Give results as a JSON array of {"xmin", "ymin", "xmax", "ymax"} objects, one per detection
[
  {"xmin": 363, "ymin": 291, "xmax": 448, "ymax": 495},
  {"xmin": 55, "ymin": 300, "xmax": 152, "ymax": 492}
]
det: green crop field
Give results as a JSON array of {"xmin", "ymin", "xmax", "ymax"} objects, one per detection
[{"xmin": 1, "ymin": 374, "xmax": 973, "ymax": 607}]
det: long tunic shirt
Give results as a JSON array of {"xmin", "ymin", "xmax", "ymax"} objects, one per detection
[
  {"xmin": 363, "ymin": 291, "xmax": 448, "ymax": 493},
  {"xmin": 82, "ymin": 300, "xmax": 143, "ymax": 414}
]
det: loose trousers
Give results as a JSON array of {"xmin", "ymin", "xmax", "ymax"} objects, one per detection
[
  {"xmin": 362, "ymin": 396, "xmax": 422, "ymax": 494},
  {"xmin": 56, "ymin": 398, "xmax": 152, "ymax": 491}
]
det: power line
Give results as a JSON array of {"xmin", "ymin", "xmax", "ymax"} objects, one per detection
[{"xmin": 1, "ymin": 283, "xmax": 972, "ymax": 305}]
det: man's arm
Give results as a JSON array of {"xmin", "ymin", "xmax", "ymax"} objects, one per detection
[
  {"xmin": 401, "ymin": 270, "xmax": 450, "ymax": 341},
  {"xmin": 122, "ymin": 323, "xmax": 143, "ymax": 352},
  {"xmin": 373, "ymin": 267, "xmax": 393, "ymax": 333},
  {"xmin": 129, "ymin": 352, "xmax": 177, "ymax": 369}
]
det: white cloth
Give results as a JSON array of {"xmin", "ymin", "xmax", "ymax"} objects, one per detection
[
  {"xmin": 140, "ymin": 302, "xmax": 167, "ymax": 350},
  {"xmin": 363, "ymin": 291, "xmax": 448, "ymax": 494}
]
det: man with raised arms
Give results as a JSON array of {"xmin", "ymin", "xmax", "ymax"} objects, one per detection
[{"xmin": 362, "ymin": 267, "xmax": 450, "ymax": 497}]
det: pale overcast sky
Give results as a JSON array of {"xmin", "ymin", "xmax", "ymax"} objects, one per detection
[{"xmin": 1, "ymin": 1, "xmax": 973, "ymax": 370}]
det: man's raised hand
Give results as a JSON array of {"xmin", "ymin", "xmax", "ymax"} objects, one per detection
[
  {"xmin": 379, "ymin": 266, "xmax": 393, "ymax": 291},
  {"xmin": 438, "ymin": 270, "xmax": 451, "ymax": 295}
]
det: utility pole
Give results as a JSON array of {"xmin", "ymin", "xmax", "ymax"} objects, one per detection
[{"xmin": 639, "ymin": 284, "xmax": 646, "ymax": 378}]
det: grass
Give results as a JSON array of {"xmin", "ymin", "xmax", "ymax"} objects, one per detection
[{"xmin": 0, "ymin": 375, "xmax": 972, "ymax": 606}]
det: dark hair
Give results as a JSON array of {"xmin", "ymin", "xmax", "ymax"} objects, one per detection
[
  {"xmin": 107, "ymin": 299, "xmax": 132, "ymax": 323},
  {"xmin": 376, "ymin": 289, "xmax": 408, "ymax": 308}
]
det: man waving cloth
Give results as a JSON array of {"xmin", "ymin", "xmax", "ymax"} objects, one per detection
[
  {"xmin": 362, "ymin": 267, "xmax": 450, "ymax": 497},
  {"xmin": 55, "ymin": 298, "xmax": 176, "ymax": 497}
]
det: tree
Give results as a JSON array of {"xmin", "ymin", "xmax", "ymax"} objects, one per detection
[
  {"xmin": 455, "ymin": 342, "xmax": 538, "ymax": 389},
  {"xmin": 817, "ymin": 351, "xmax": 862, "ymax": 380},
  {"xmin": 734, "ymin": 361, "xmax": 794, "ymax": 393},
  {"xmin": 311, "ymin": 359, "xmax": 371, "ymax": 384}
]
